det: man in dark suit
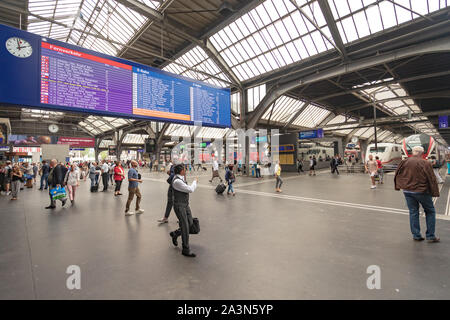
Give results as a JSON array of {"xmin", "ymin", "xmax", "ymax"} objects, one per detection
[{"xmin": 45, "ymin": 159, "xmax": 67, "ymax": 209}]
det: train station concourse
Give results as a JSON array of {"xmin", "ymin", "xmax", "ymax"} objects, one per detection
[{"xmin": 0, "ymin": 0, "xmax": 450, "ymax": 305}]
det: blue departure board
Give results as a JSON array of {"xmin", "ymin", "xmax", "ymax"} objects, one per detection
[{"xmin": 0, "ymin": 23, "xmax": 231, "ymax": 128}]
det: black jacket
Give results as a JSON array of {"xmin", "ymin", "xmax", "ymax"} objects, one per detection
[{"xmin": 48, "ymin": 165, "xmax": 64, "ymax": 187}]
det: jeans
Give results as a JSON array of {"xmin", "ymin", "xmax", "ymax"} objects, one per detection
[
  {"xmin": 227, "ymin": 182, "xmax": 234, "ymax": 193},
  {"xmin": 40, "ymin": 173, "xmax": 49, "ymax": 189},
  {"xmin": 11, "ymin": 180, "xmax": 20, "ymax": 198},
  {"xmin": 276, "ymin": 176, "xmax": 283, "ymax": 189},
  {"xmin": 403, "ymin": 192, "xmax": 437, "ymax": 240}
]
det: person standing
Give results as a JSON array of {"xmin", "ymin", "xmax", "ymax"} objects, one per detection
[
  {"xmin": 64, "ymin": 164, "xmax": 80, "ymax": 204},
  {"xmin": 39, "ymin": 160, "xmax": 50, "ymax": 190},
  {"xmin": 89, "ymin": 162, "xmax": 100, "ymax": 188},
  {"xmin": 297, "ymin": 159, "xmax": 304, "ymax": 174},
  {"xmin": 309, "ymin": 156, "xmax": 316, "ymax": 176},
  {"xmin": 10, "ymin": 165, "xmax": 23, "ymax": 200},
  {"xmin": 100, "ymin": 160, "xmax": 109, "ymax": 191},
  {"xmin": 158, "ymin": 163, "xmax": 175, "ymax": 223},
  {"xmin": 125, "ymin": 160, "xmax": 144, "ymax": 216},
  {"xmin": 109, "ymin": 161, "xmax": 115, "ymax": 185},
  {"xmin": 169, "ymin": 164, "xmax": 198, "ymax": 258},
  {"xmin": 225, "ymin": 164, "xmax": 236, "ymax": 196},
  {"xmin": 32, "ymin": 163, "xmax": 38, "ymax": 185},
  {"xmin": 375, "ymin": 156, "xmax": 384, "ymax": 184},
  {"xmin": 394, "ymin": 146, "xmax": 440, "ymax": 242},
  {"xmin": 365, "ymin": 154, "xmax": 378, "ymax": 189},
  {"xmin": 209, "ymin": 157, "xmax": 223, "ymax": 183},
  {"xmin": 46, "ymin": 159, "xmax": 67, "ymax": 209},
  {"xmin": 3, "ymin": 161, "xmax": 12, "ymax": 195},
  {"xmin": 274, "ymin": 161, "xmax": 283, "ymax": 193},
  {"xmin": 113, "ymin": 161, "xmax": 125, "ymax": 196},
  {"xmin": 430, "ymin": 156, "xmax": 444, "ymax": 184}
]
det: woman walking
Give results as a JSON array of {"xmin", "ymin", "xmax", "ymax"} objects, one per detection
[
  {"xmin": 274, "ymin": 161, "xmax": 283, "ymax": 193},
  {"xmin": 64, "ymin": 164, "xmax": 80, "ymax": 204},
  {"xmin": 114, "ymin": 161, "xmax": 125, "ymax": 196},
  {"xmin": 225, "ymin": 164, "xmax": 236, "ymax": 196},
  {"xmin": 10, "ymin": 165, "xmax": 23, "ymax": 200}
]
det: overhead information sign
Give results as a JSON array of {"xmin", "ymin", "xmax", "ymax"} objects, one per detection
[
  {"xmin": 438, "ymin": 116, "xmax": 448, "ymax": 129},
  {"xmin": 0, "ymin": 24, "xmax": 231, "ymax": 128},
  {"xmin": 299, "ymin": 129, "xmax": 324, "ymax": 139}
]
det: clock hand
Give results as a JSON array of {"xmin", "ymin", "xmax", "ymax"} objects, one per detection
[{"xmin": 16, "ymin": 39, "xmax": 21, "ymax": 50}]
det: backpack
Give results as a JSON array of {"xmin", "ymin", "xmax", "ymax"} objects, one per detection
[
  {"xmin": 166, "ymin": 165, "xmax": 175, "ymax": 184},
  {"xmin": 313, "ymin": 159, "xmax": 317, "ymax": 166}
]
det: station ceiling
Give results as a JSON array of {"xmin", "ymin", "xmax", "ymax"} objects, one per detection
[{"xmin": 0, "ymin": 0, "xmax": 449, "ymax": 146}]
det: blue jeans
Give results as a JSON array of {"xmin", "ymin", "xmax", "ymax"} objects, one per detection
[
  {"xmin": 403, "ymin": 192, "xmax": 436, "ymax": 240},
  {"xmin": 227, "ymin": 182, "xmax": 234, "ymax": 193},
  {"xmin": 40, "ymin": 173, "xmax": 49, "ymax": 189}
]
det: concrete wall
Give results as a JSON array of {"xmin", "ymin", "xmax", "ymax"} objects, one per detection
[{"xmin": 41, "ymin": 144, "xmax": 69, "ymax": 163}]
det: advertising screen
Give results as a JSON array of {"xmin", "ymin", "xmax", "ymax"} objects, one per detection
[{"xmin": 0, "ymin": 24, "xmax": 231, "ymax": 128}]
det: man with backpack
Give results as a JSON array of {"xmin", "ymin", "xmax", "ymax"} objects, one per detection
[
  {"xmin": 158, "ymin": 163, "xmax": 175, "ymax": 223},
  {"xmin": 225, "ymin": 164, "xmax": 236, "ymax": 196},
  {"xmin": 169, "ymin": 164, "xmax": 198, "ymax": 257},
  {"xmin": 330, "ymin": 155, "xmax": 340, "ymax": 175}
]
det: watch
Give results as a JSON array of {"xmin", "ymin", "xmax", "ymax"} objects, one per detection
[
  {"xmin": 5, "ymin": 37, "xmax": 33, "ymax": 58},
  {"xmin": 48, "ymin": 124, "xmax": 59, "ymax": 133}
]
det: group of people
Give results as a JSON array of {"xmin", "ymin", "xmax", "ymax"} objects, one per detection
[{"xmin": 0, "ymin": 161, "xmax": 40, "ymax": 200}]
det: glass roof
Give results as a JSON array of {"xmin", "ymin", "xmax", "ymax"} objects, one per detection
[
  {"xmin": 328, "ymin": 0, "xmax": 450, "ymax": 44},
  {"xmin": 163, "ymin": 46, "xmax": 231, "ymax": 88},
  {"xmin": 28, "ymin": 0, "xmax": 165, "ymax": 56},
  {"xmin": 209, "ymin": 0, "xmax": 334, "ymax": 81},
  {"xmin": 79, "ymin": 115, "xmax": 134, "ymax": 135},
  {"xmin": 166, "ymin": 124, "xmax": 232, "ymax": 139},
  {"xmin": 122, "ymin": 133, "xmax": 148, "ymax": 144}
]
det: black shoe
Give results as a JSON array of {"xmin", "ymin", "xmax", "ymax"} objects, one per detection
[
  {"xmin": 170, "ymin": 232, "xmax": 178, "ymax": 246},
  {"xmin": 45, "ymin": 205, "xmax": 56, "ymax": 209},
  {"xmin": 62, "ymin": 199, "xmax": 67, "ymax": 206},
  {"xmin": 413, "ymin": 237, "xmax": 425, "ymax": 241},
  {"xmin": 427, "ymin": 237, "xmax": 440, "ymax": 243},
  {"xmin": 182, "ymin": 251, "xmax": 196, "ymax": 258}
]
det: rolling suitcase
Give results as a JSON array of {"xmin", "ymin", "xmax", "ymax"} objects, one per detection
[
  {"xmin": 91, "ymin": 184, "xmax": 99, "ymax": 192},
  {"xmin": 215, "ymin": 183, "xmax": 226, "ymax": 194}
]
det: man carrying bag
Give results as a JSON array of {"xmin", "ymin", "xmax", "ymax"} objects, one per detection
[
  {"xmin": 169, "ymin": 164, "xmax": 199, "ymax": 258},
  {"xmin": 45, "ymin": 159, "xmax": 67, "ymax": 209}
]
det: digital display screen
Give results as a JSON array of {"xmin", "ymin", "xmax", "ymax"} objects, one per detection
[
  {"xmin": 0, "ymin": 24, "xmax": 231, "ymax": 128},
  {"xmin": 299, "ymin": 129, "xmax": 324, "ymax": 139}
]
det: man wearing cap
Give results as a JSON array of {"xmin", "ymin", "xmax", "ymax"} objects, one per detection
[{"xmin": 394, "ymin": 146, "xmax": 440, "ymax": 242}]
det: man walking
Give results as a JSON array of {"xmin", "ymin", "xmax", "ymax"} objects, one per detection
[
  {"xmin": 169, "ymin": 164, "xmax": 198, "ymax": 257},
  {"xmin": 45, "ymin": 159, "xmax": 66, "ymax": 209},
  {"xmin": 330, "ymin": 155, "xmax": 340, "ymax": 175},
  {"xmin": 125, "ymin": 160, "xmax": 144, "ymax": 216},
  {"xmin": 101, "ymin": 160, "xmax": 109, "ymax": 191},
  {"xmin": 158, "ymin": 163, "xmax": 175, "ymax": 223},
  {"xmin": 209, "ymin": 157, "xmax": 223, "ymax": 183},
  {"xmin": 394, "ymin": 146, "xmax": 440, "ymax": 242}
]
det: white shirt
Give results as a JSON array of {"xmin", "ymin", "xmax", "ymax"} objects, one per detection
[
  {"xmin": 101, "ymin": 163, "xmax": 109, "ymax": 173},
  {"xmin": 213, "ymin": 160, "xmax": 219, "ymax": 171},
  {"xmin": 172, "ymin": 174, "xmax": 197, "ymax": 193}
]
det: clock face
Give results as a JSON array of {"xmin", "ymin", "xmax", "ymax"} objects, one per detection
[
  {"xmin": 5, "ymin": 37, "xmax": 33, "ymax": 58},
  {"xmin": 48, "ymin": 124, "xmax": 59, "ymax": 133}
]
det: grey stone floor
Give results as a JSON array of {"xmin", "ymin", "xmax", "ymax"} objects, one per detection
[{"xmin": 0, "ymin": 168, "xmax": 449, "ymax": 299}]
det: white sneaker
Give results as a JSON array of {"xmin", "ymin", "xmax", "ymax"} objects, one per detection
[
  {"xmin": 136, "ymin": 209, "xmax": 144, "ymax": 214},
  {"xmin": 125, "ymin": 211, "xmax": 135, "ymax": 216},
  {"xmin": 371, "ymin": 185, "xmax": 376, "ymax": 189}
]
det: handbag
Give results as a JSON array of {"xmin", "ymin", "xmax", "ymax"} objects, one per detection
[
  {"xmin": 50, "ymin": 186, "xmax": 67, "ymax": 200},
  {"xmin": 189, "ymin": 218, "xmax": 200, "ymax": 234}
]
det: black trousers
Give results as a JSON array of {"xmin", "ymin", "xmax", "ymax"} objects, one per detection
[
  {"xmin": 173, "ymin": 203, "xmax": 193, "ymax": 253},
  {"xmin": 114, "ymin": 180, "xmax": 122, "ymax": 192},
  {"xmin": 331, "ymin": 166, "xmax": 340, "ymax": 175},
  {"xmin": 164, "ymin": 186, "xmax": 174, "ymax": 218},
  {"xmin": 102, "ymin": 173, "xmax": 109, "ymax": 190}
]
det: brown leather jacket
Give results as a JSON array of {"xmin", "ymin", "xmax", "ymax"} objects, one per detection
[{"xmin": 394, "ymin": 156, "xmax": 439, "ymax": 197}]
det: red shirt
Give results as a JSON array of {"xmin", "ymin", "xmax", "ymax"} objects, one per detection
[
  {"xmin": 376, "ymin": 159, "xmax": 382, "ymax": 169},
  {"xmin": 114, "ymin": 166, "xmax": 125, "ymax": 181}
]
